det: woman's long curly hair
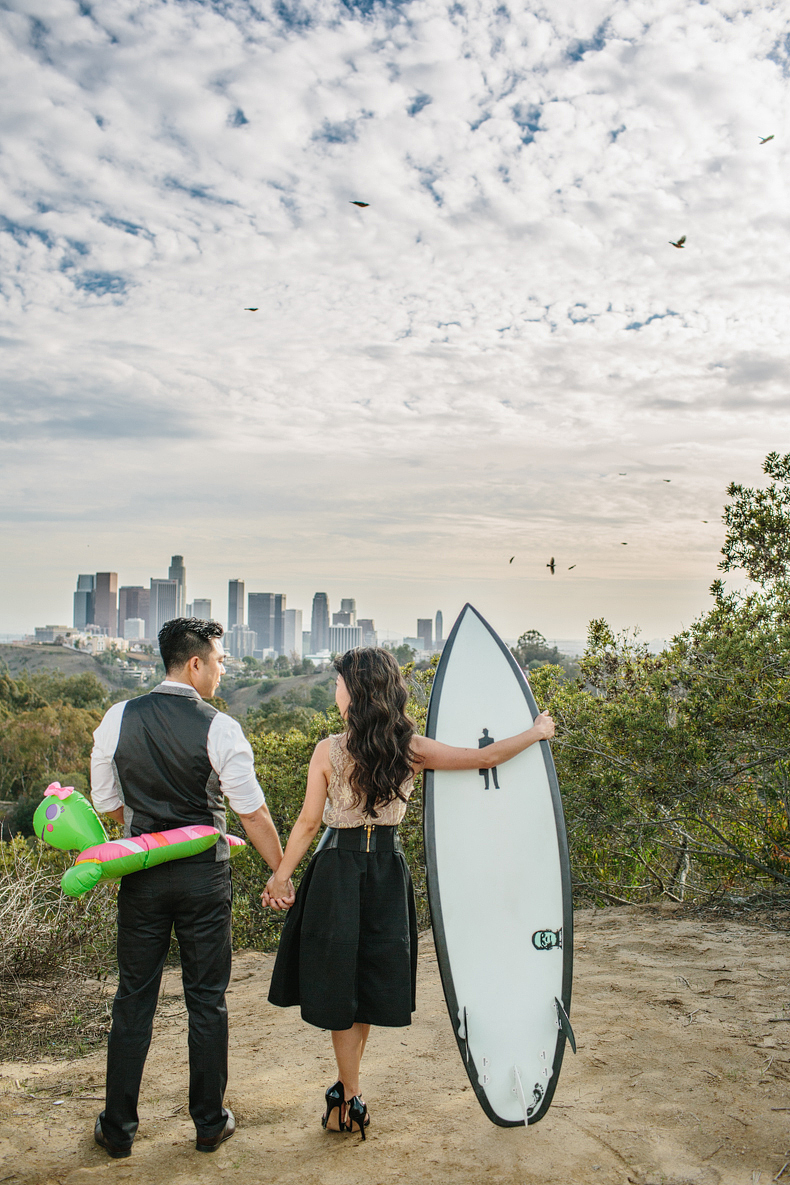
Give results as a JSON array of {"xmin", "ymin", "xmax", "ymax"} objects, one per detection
[{"xmin": 333, "ymin": 647, "xmax": 416, "ymax": 818}]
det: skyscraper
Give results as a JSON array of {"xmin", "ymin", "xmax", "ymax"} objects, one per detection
[
  {"xmin": 192, "ymin": 598, "xmax": 212, "ymax": 620},
  {"xmin": 227, "ymin": 624, "xmax": 256, "ymax": 658},
  {"xmin": 168, "ymin": 555, "xmax": 187, "ymax": 617},
  {"xmin": 311, "ymin": 592, "xmax": 330, "ymax": 653},
  {"xmin": 247, "ymin": 593, "xmax": 286, "ymax": 654},
  {"xmin": 328, "ymin": 624, "xmax": 362, "ymax": 654},
  {"xmin": 150, "ymin": 579, "xmax": 179, "ymax": 638},
  {"xmin": 357, "ymin": 618, "xmax": 377, "ymax": 647},
  {"xmin": 228, "ymin": 580, "xmax": 244, "ymax": 629},
  {"xmin": 248, "ymin": 593, "xmax": 272, "ymax": 652},
  {"xmin": 94, "ymin": 573, "xmax": 118, "ymax": 633},
  {"xmin": 435, "ymin": 610, "xmax": 443, "ymax": 645},
  {"xmin": 340, "ymin": 598, "xmax": 356, "ymax": 624},
  {"xmin": 417, "ymin": 618, "xmax": 433, "ymax": 650},
  {"xmin": 118, "ymin": 586, "xmax": 150, "ymax": 637},
  {"xmin": 283, "ymin": 609, "xmax": 303, "ymax": 659},
  {"xmin": 73, "ymin": 575, "xmax": 95, "ymax": 629}
]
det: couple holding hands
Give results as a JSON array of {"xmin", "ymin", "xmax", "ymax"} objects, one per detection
[{"xmin": 90, "ymin": 617, "xmax": 554, "ymax": 1157}]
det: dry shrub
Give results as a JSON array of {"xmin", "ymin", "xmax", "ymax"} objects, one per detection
[
  {"xmin": 0, "ymin": 838, "xmax": 118, "ymax": 1058},
  {"xmin": 0, "ymin": 837, "xmax": 116, "ymax": 981}
]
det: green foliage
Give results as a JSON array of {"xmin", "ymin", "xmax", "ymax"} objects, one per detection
[
  {"xmin": 720, "ymin": 451, "xmax": 790, "ymax": 585},
  {"xmin": 512, "ymin": 630, "xmax": 579, "ymax": 679},
  {"xmin": 18, "ymin": 670, "xmax": 108, "ymax": 710},
  {"xmin": 385, "ymin": 642, "xmax": 416, "ymax": 664},
  {"xmin": 0, "ymin": 703, "xmax": 101, "ymax": 800}
]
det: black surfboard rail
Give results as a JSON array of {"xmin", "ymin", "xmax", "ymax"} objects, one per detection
[{"xmin": 423, "ymin": 602, "xmax": 575, "ymax": 1127}]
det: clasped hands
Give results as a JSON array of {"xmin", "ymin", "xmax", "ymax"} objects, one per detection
[{"xmin": 261, "ymin": 872, "xmax": 296, "ymax": 911}]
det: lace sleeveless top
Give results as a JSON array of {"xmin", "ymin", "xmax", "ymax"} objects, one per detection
[{"xmin": 322, "ymin": 733, "xmax": 414, "ymax": 828}]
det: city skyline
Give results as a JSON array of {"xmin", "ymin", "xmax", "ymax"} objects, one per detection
[
  {"xmin": 33, "ymin": 555, "xmax": 451, "ymax": 654},
  {"xmin": 4, "ymin": 543, "xmax": 735, "ymax": 649}
]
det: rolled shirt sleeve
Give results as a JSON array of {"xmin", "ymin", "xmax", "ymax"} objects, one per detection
[
  {"xmin": 207, "ymin": 712, "xmax": 266, "ymax": 815},
  {"xmin": 90, "ymin": 700, "xmax": 128, "ymax": 814}
]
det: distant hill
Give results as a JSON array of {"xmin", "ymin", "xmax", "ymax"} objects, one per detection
[
  {"xmin": 219, "ymin": 669, "xmax": 335, "ymax": 720},
  {"xmin": 0, "ymin": 644, "xmax": 117, "ymax": 688}
]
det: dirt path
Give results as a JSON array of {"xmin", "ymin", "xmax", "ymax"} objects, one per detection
[{"xmin": 1, "ymin": 905, "xmax": 788, "ymax": 1185}]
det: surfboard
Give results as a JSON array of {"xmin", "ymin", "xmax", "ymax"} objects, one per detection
[{"xmin": 423, "ymin": 603, "xmax": 574, "ymax": 1127}]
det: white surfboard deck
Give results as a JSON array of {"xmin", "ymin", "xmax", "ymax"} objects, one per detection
[{"xmin": 424, "ymin": 604, "xmax": 574, "ymax": 1126}]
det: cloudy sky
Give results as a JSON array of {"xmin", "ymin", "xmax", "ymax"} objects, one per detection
[{"xmin": 1, "ymin": 0, "xmax": 788, "ymax": 641}]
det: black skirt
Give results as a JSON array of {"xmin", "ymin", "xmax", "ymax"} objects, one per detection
[{"xmin": 268, "ymin": 825, "xmax": 418, "ymax": 1030}]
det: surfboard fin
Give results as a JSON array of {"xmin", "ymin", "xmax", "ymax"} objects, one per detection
[
  {"xmin": 513, "ymin": 1065, "xmax": 529, "ymax": 1124},
  {"xmin": 554, "ymin": 997, "xmax": 576, "ymax": 1053}
]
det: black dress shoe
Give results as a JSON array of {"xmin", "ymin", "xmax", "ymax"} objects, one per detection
[
  {"xmin": 94, "ymin": 1117, "xmax": 132, "ymax": 1159},
  {"xmin": 195, "ymin": 1109, "xmax": 236, "ymax": 1153}
]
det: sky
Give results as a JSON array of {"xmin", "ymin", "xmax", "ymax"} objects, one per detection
[{"xmin": 1, "ymin": 0, "xmax": 788, "ymax": 642}]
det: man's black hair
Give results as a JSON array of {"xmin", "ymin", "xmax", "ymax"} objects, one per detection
[{"xmin": 158, "ymin": 618, "xmax": 224, "ymax": 673}]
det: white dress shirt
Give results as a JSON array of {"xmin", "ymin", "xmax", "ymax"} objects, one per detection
[{"xmin": 91, "ymin": 681, "xmax": 266, "ymax": 816}]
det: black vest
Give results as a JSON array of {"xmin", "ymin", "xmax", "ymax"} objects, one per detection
[{"xmin": 112, "ymin": 684, "xmax": 228, "ymax": 861}]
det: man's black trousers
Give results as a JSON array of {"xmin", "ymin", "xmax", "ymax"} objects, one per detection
[{"xmin": 101, "ymin": 858, "xmax": 232, "ymax": 1149}]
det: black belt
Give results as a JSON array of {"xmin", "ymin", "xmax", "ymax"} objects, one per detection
[{"xmin": 316, "ymin": 825, "xmax": 403, "ymax": 854}]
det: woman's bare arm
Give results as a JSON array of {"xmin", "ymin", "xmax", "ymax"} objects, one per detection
[
  {"xmin": 262, "ymin": 737, "xmax": 332, "ymax": 909},
  {"xmin": 411, "ymin": 712, "xmax": 554, "ymax": 771}
]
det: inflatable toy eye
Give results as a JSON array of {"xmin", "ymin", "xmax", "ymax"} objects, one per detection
[{"xmin": 45, "ymin": 802, "xmax": 62, "ymax": 821}]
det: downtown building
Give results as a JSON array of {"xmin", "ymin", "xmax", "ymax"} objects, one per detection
[
  {"xmin": 248, "ymin": 592, "xmax": 286, "ymax": 657},
  {"xmin": 118, "ymin": 586, "xmax": 150, "ymax": 638},
  {"xmin": 311, "ymin": 592, "xmax": 330, "ymax": 653}
]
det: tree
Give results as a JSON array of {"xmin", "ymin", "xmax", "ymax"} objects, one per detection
[
  {"xmin": 720, "ymin": 450, "xmax": 790, "ymax": 585},
  {"xmin": 511, "ymin": 630, "xmax": 562, "ymax": 668},
  {"xmin": 385, "ymin": 643, "xmax": 415, "ymax": 665}
]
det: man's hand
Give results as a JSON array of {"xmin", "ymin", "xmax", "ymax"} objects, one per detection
[
  {"xmin": 533, "ymin": 711, "xmax": 555, "ymax": 741},
  {"xmin": 261, "ymin": 873, "xmax": 295, "ymax": 911}
]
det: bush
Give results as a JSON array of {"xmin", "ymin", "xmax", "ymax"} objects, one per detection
[{"xmin": 0, "ymin": 837, "xmax": 117, "ymax": 982}]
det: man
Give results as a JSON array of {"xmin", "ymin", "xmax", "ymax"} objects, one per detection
[{"xmin": 90, "ymin": 618, "xmax": 293, "ymax": 1158}]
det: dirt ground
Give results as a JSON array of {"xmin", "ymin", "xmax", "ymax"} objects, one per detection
[{"xmin": 1, "ymin": 904, "xmax": 788, "ymax": 1185}]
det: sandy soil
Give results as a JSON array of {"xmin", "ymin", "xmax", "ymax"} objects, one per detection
[{"xmin": 1, "ymin": 905, "xmax": 788, "ymax": 1185}]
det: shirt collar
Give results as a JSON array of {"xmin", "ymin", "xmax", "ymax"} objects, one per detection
[{"xmin": 152, "ymin": 680, "xmax": 203, "ymax": 700}]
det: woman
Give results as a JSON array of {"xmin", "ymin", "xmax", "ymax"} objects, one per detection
[{"xmin": 263, "ymin": 647, "xmax": 554, "ymax": 1138}]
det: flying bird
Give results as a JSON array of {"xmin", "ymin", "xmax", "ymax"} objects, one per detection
[
  {"xmin": 621, "ymin": 542, "xmax": 628, "ymax": 546},
  {"xmin": 701, "ymin": 520, "xmax": 708, "ymax": 523},
  {"xmin": 509, "ymin": 556, "xmax": 515, "ymax": 563},
  {"xmin": 350, "ymin": 201, "xmax": 369, "ymax": 207},
  {"xmin": 547, "ymin": 557, "xmax": 555, "ymax": 574},
  {"xmin": 663, "ymin": 479, "xmax": 671, "ymax": 482},
  {"xmin": 669, "ymin": 236, "xmax": 686, "ymax": 248},
  {"xmin": 759, "ymin": 135, "xmax": 774, "ymax": 144},
  {"xmin": 568, "ymin": 564, "xmax": 576, "ymax": 570},
  {"xmin": 244, "ymin": 307, "xmax": 258, "ymax": 311},
  {"xmin": 619, "ymin": 472, "xmax": 627, "ymax": 475}
]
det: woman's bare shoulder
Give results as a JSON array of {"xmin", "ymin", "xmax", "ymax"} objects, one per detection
[{"xmin": 310, "ymin": 736, "xmax": 334, "ymax": 761}]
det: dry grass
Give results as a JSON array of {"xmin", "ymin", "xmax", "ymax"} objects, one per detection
[{"xmin": 0, "ymin": 838, "xmax": 117, "ymax": 1058}]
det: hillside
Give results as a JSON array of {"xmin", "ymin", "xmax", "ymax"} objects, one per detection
[
  {"xmin": 219, "ymin": 669, "xmax": 336, "ymax": 720},
  {"xmin": 0, "ymin": 644, "xmax": 117, "ymax": 688}
]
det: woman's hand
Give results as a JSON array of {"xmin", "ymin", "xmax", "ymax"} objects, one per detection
[
  {"xmin": 533, "ymin": 711, "xmax": 555, "ymax": 741},
  {"xmin": 262, "ymin": 873, "xmax": 295, "ymax": 911}
]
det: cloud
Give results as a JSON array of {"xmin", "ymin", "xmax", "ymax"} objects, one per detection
[{"xmin": 0, "ymin": 0, "xmax": 789, "ymax": 635}]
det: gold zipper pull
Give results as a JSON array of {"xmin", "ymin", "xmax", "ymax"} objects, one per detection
[{"xmin": 366, "ymin": 825, "xmax": 372, "ymax": 852}]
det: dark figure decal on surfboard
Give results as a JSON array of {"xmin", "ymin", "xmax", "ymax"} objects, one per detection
[
  {"xmin": 532, "ymin": 928, "xmax": 563, "ymax": 951},
  {"xmin": 526, "ymin": 1083, "xmax": 544, "ymax": 1118},
  {"xmin": 478, "ymin": 728, "xmax": 500, "ymax": 789}
]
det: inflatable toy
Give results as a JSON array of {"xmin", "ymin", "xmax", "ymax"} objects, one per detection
[{"xmin": 34, "ymin": 783, "xmax": 245, "ymax": 897}]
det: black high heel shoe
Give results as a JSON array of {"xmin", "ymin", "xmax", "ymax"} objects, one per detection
[
  {"xmin": 346, "ymin": 1096, "xmax": 369, "ymax": 1140},
  {"xmin": 322, "ymin": 1081, "xmax": 346, "ymax": 1132}
]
